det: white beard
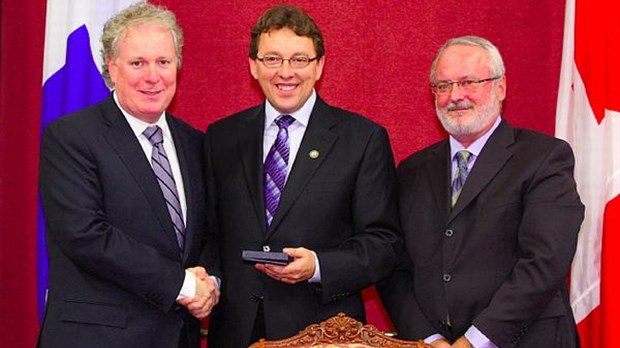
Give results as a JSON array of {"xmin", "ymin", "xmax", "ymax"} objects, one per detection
[{"xmin": 435, "ymin": 91, "xmax": 502, "ymax": 138}]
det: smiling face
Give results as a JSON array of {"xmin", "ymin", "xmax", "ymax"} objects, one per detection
[
  {"xmin": 108, "ymin": 23, "xmax": 178, "ymax": 123},
  {"xmin": 249, "ymin": 28, "xmax": 325, "ymax": 115},
  {"xmin": 433, "ymin": 44, "xmax": 506, "ymax": 147}
]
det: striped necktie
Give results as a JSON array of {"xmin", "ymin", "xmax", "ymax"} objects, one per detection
[
  {"xmin": 451, "ymin": 150, "xmax": 471, "ymax": 207},
  {"xmin": 143, "ymin": 125, "xmax": 185, "ymax": 254},
  {"xmin": 264, "ymin": 115, "xmax": 295, "ymax": 226}
]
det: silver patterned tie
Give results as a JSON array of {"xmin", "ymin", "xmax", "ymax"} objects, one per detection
[
  {"xmin": 143, "ymin": 125, "xmax": 185, "ymax": 254},
  {"xmin": 451, "ymin": 150, "xmax": 471, "ymax": 207}
]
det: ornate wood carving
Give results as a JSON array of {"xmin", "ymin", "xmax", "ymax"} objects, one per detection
[{"xmin": 249, "ymin": 312, "xmax": 432, "ymax": 348}]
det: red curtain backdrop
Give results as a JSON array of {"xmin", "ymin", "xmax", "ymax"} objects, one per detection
[{"xmin": 0, "ymin": 0, "xmax": 564, "ymax": 346}]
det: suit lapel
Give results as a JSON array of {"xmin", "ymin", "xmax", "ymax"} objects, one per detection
[
  {"xmin": 100, "ymin": 98, "xmax": 181, "ymax": 256},
  {"xmin": 448, "ymin": 121, "xmax": 514, "ymax": 222},
  {"xmin": 237, "ymin": 105, "xmax": 269, "ymax": 235},
  {"xmin": 267, "ymin": 98, "xmax": 338, "ymax": 236},
  {"xmin": 425, "ymin": 142, "xmax": 451, "ymax": 223},
  {"xmin": 168, "ymin": 115, "xmax": 195, "ymax": 262}
]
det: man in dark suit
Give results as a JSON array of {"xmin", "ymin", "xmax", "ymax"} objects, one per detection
[
  {"xmin": 378, "ymin": 36, "xmax": 584, "ymax": 348},
  {"xmin": 37, "ymin": 4, "xmax": 218, "ymax": 348},
  {"xmin": 203, "ymin": 5, "xmax": 400, "ymax": 347}
]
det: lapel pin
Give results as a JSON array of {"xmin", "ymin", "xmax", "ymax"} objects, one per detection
[{"xmin": 309, "ymin": 150, "xmax": 319, "ymax": 159}]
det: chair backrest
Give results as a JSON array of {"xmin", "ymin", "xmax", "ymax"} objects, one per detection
[{"xmin": 248, "ymin": 312, "xmax": 432, "ymax": 348}]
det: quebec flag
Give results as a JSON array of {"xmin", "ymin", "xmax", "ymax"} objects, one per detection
[{"xmin": 39, "ymin": 0, "xmax": 141, "ymax": 320}]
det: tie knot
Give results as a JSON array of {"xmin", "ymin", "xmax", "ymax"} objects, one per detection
[
  {"xmin": 455, "ymin": 150, "xmax": 471, "ymax": 164},
  {"xmin": 275, "ymin": 115, "xmax": 295, "ymax": 129},
  {"xmin": 144, "ymin": 125, "xmax": 163, "ymax": 146}
]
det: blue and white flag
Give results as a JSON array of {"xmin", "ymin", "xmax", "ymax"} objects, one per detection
[{"xmin": 39, "ymin": 0, "xmax": 141, "ymax": 320}]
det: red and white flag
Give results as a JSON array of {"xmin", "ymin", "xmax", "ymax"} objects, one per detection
[{"xmin": 556, "ymin": 0, "xmax": 620, "ymax": 347}]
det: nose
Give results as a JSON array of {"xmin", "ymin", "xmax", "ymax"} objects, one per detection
[
  {"xmin": 277, "ymin": 60, "xmax": 294, "ymax": 78},
  {"xmin": 447, "ymin": 82, "xmax": 466, "ymax": 101},
  {"xmin": 144, "ymin": 65, "xmax": 160, "ymax": 83}
]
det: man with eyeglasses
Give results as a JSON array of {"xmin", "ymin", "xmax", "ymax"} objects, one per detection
[
  {"xmin": 378, "ymin": 36, "xmax": 583, "ymax": 348},
  {"xmin": 202, "ymin": 5, "xmax": 400, "ymax": 347}
]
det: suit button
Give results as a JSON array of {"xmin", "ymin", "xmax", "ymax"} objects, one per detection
[
  {"xmin": 445, "ymin": 229, "xmax": 454, "ymax": 237},
  {"xmin": 443, "ymin": 274, "xmax": 452, "ymax": 282},
  {"xmin": 262, "ymin": 245, "xmax": 270, "ymax": 252}
]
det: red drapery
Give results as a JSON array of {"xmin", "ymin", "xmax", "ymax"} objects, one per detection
[{"xmin": 0, "ymin": 1, "xmax": 564, "ymax": 346}]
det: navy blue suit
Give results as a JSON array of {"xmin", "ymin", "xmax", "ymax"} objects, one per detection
[{"xmin": 38, "ymin": 96, "xmax": 206, "ymax": 348}]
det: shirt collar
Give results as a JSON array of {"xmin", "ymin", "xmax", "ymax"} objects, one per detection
[
  {"xmin": 449, "ymin": 116, "xmax": 502, "ymax": 159},
  {"xmin": 264, "ymin": 89, "xmax": 316, "ymax": 128},
  {"xmin": 113, "ymin": 91, "xmax": 171, "ymax": 139}
]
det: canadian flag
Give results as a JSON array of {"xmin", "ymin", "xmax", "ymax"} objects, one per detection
[{"xmin": 556, "ymin": 0, "xmax": 620, "ymax": 347}]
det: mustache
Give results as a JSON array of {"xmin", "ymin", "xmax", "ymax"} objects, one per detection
[{"xmin": 446, "ymin": 102, "xmax": 473, "ymax": 111}]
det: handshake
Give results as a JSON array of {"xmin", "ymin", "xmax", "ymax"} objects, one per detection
[{"xmin": 177, "ymin": 266, "xmax": 220, "ymax": 319}]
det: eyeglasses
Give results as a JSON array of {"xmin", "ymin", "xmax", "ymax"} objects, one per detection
[
  {"xmin": 256, "ymin": 55, "xmax": 318, "ymax": 69},
  {"xmin": 430, "ymin": 76, "xmax": 503, "ymax": 95}
]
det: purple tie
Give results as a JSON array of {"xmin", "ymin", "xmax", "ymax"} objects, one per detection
[
  {"xmin": 264, "ymin": 115, "xmax": 295, "ymax": 226},
  {"xmin": 143, "ymin": 125, "xmax": 185, "ymax": 254}
]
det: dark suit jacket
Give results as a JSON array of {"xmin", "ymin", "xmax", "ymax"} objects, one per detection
[
  {"xmin": 203, "ymin": 96, "xmax": 400, "ymax": 347},
  {"xmin": 378, "ymin": 120, "xmax": 584, "ymax": 348},
  {"xmin": 38, "ymin": 96, "xmax": 206, "ymax": 348}
]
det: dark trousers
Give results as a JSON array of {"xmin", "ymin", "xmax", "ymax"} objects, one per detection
[{"xmin": 250, "ymin": 301, "xmax": 266, "ymax": 343}]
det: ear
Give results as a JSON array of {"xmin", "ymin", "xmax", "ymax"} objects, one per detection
[
  {"xmin": 314, "ymin": 56, "xmax": 325, "ymax": 81},
  {"xmin": 107, "ymin": 58, "xmax": 118, "ymax": 85},
  {"xmin": 497, "ymin": 75, "xmax": 507, "ymax": 101},
  {"xmin": 249, "ymin": 57, "xmax": 259, "ymax": 80}
]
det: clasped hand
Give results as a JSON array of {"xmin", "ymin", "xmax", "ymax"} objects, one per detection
[{"xmin": 177, "ymin": 266, "xmax": 220, "ymax": 319}]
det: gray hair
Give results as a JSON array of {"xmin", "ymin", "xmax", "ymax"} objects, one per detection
[
  {"xmin": 430, "ymin": 36, "xmax": 505, "ymax": 83},
  {"xmin": 100, "ymin": 2, "xmax": 184, "ymax": 87}
]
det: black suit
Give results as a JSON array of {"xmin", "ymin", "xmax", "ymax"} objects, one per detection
[
  {"xmin": 203, "ymin": 96, "xmax": 400, "ymax": 347},
  {"xmin": 379, "ymin": 120, "xmax": 584, "ymax": 347},
  {"xmin": 38, "ymin": 96, "xmax": 206, "ymax": 348}
]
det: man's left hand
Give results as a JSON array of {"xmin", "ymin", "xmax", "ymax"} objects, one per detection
[{"xmin": 255, "ymin": 247, "xmax": 316, "ymax": 284}]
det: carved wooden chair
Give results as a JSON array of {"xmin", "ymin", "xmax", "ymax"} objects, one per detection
[{"xmin": 248, "ymin": 312, "xmax": 432, "ymax": 348}]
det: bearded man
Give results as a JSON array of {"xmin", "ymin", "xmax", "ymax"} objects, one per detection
[{"xmin": 378, "ymin": 36, "xmax": 584, "ymax": 348}]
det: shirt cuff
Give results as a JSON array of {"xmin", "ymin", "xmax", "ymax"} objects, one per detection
[
  {"xmin": 308, "ymin": 250, "xmax": 321, "ymax": 283},
  {"xmin": 424, "ymin": 333, "xmax": 446, "ymax": 344},
  {"xmin": 465, "ymin": 326, "xmax": 498, "ymax": 348},
  {"xmin": 176, "ymin": 270, "xmax": 196, "ymax": 300},
  {"xmin": 210, "ymin": 275, "xmax": 221, "ymax": 290}
]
